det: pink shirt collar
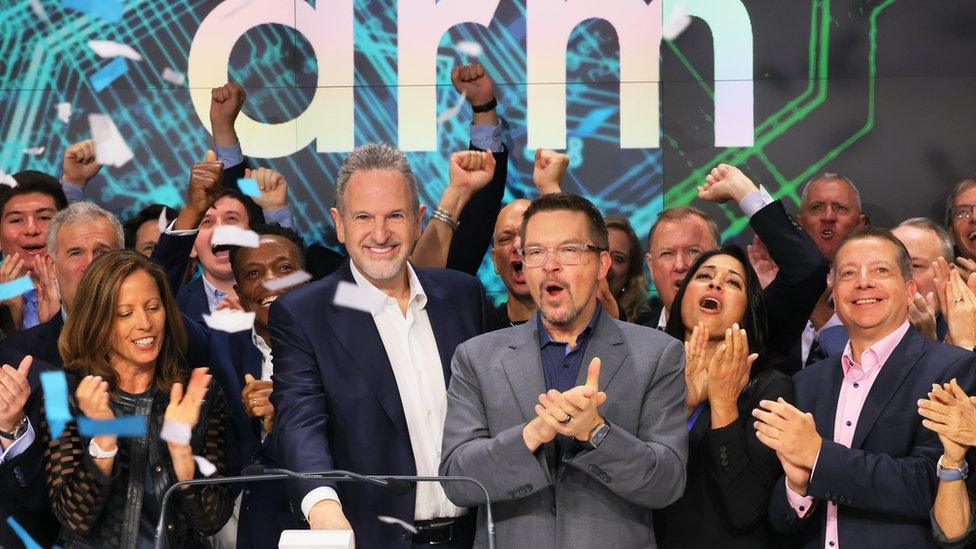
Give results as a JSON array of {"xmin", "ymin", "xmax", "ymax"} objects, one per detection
[{"xmin": 841, "ymin": 320, "xmax": 911, "ymax": 378}]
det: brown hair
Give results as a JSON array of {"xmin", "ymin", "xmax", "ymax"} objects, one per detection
[
  {"xmin": 521, "ymin": 192, "xmax": 609, "ymax": 249},
  {"xmin": 59, "ymin": 250, "xmax": 187, "ymax": 395},
  {"xmin": 605, "ymin": 215, "xmax": 649, "ymax": 320},
  {"xmin": 832, "ymin": 226, "xmax": 913, "ymax": 282}
]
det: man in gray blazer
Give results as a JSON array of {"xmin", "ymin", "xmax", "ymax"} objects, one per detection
[{"xmin": 440, "ymin": 193, "xmax": 687, "ymax": 548}]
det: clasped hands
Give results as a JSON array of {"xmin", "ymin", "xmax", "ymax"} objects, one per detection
[
  {"xmin": 752, "ymin": 398, "xmax": 822, "ymax": 497},
  {"xmin": 523, "ymin": 357, "xmax": 606, "ymax": 452}
]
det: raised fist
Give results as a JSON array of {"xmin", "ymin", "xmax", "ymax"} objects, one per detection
[
  {"xmin": 62, "ymin": 139, "xmax": 103, "ymax": 187},
  {"xmin": 698, "ymin": 164, "xmax": 758, "ymax": 204},
  {"xmin": 186, "ymin": 150, "xmax": 223, "ymax": 215},
  {"xmin": 245, "ymin": 167, "xmax": 288, "ymax": 211},
  {"xmin": 532, "ymin": 148, "xmax": 569, "ymax": 195},
  {"xmin": 451, "ymin": 63, "xmax": 495, "ymax": 107},
  {"xmin": 448, "ymin": 150, "xmax": 496, "ymax": 194},
  {"xmin": 210, "ymin": 82, "xmax": 247, "ymax": 144}
]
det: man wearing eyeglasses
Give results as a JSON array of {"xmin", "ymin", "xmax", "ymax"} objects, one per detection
[
  {"xmin": 441, "ymin": 193, "xmax": 688, "ymax": 548},
  {"xmin": 945, "ymin": 176, "xmax": 976, "ymax": 278}
]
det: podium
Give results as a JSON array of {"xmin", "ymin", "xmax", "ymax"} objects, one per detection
[{"xmin": 278, "ymin": 530, "xmax": 355, "ymax": 548}]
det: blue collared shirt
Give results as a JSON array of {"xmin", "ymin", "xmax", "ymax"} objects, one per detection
[{"xmin": 536, "ymin": 302, "xmax": 602, "ymax": 393}]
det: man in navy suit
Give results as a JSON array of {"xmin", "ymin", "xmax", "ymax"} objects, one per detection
[
  {"xmin": 754, "ymin": 226, "xmax": 976, "ymax": 548},
  {"xmin": 270, "ymin": 142, "xmax": 489, "ymax": 548}
]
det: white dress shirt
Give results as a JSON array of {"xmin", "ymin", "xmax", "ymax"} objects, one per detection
[{"xmin": 301, "ymin": 262, "xmax": 463, "ymax": 521}]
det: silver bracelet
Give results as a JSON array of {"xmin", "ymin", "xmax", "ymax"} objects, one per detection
[{"xmin": 431, "ymin": 207, "xmax": 459, "ymax": 230}]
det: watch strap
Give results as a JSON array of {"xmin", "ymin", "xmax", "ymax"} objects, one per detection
[
  {"xmin": 0, "ymin": 416, "xmax": 28, "ymax": 441},
  {"xmin": 88, "ymin": 439, "xmax": 119, "ymax": 459},
  {"xmin": 937, "ymin": 455, "xmax": 969, "ymax": 481},
  {"xmin": 471, "ymin": 97, "xmax": 497, "ymax": 113},
  {"xmin": 587, "ymin": 422, "xmax": 611, "ymax": 450}
]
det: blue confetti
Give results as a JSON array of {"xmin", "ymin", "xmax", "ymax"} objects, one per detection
[
  {"xmin": 570, "ymin": 106, "xmax": 616, "ymax": 138},
  {"xmin": 5, "ymin": 516, "xmax": 41, "ymax": 549},
  {"xmin": 78, "ymin": 416, "xmax": 147, "ymax": 437},
  {"xmin": 40, "ymin": 371, "xmax": 72, "ymax": 439},
  {"xmin": 0, "ymin": 275, "xmax": 33, "ymax": 301},
  {"xmin": 237, "ymin": 178, "xmax": 261, "ymax": 198},
  {"xmin": 61, "ymin": 0, "xmax": 124, "ymax": 23},
  {"xmin": 89, "ymin": 58, "xmax": 129, "ymax": 93}
]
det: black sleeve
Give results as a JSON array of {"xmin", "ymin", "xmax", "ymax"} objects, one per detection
[
  {"xmin": 150, "ymin": 231, "xmax": 197, "ymax": 297},
  {"xmin": 221, "ymin": 159, "xmax": 250, "ymax": 193},
  {"xmin": 445, "ymin": 144, "xmax": 508, "ymax": 276}
]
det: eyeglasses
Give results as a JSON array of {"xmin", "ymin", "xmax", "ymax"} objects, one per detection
[
  {"xmin": 518, "ymin": 244, "xmax": 606, "ymax": 267},
  {"xmin": 951, "ymin": 205, "xmax": 976, "ymax": 221}
]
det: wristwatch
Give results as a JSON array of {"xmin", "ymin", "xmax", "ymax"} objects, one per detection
[
  {"xmin": 937, "ymin": 455, "xmax": 969, "ymax": 481},
  {"xmin": 0, "ymin": 416, "xmax": 28, "ymax": 441},
  {"xmin": 587, "ymin": 422, "xmax": 611, "ymax": 450},
  {"xmin": 88, "ymin": 439, "xmax": 119, "ymax": 459},
  {"xmin": 471, "ymin": 97, "xmax": 497, "ymax": 113}
]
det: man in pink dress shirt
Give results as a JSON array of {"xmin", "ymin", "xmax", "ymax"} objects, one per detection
[{"xmin": 753, "ymin": 226, "xmax": 976, "ymax": 549}]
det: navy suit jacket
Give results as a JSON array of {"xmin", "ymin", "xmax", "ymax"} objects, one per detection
[
  {"xmin": 0, "ymin": 314, "xmax": 65, "ymax": 368},
  {"xmin": 269, "ymin": 260, "xmax": 488, "ymax": 549},
  {"xmin": 176, "ymin": 276, "xmax": 210, "ymax": 324},
  {"xmin": 769, "ymin": 327, "xmax": 976, "ymax": 548},
  {"xmin": 818, "ymin": 317, "xmax": 949, "ymax": 359}
]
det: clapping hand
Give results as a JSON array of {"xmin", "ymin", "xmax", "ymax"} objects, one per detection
[
  {"xmin": 684, "ymin": 322, "xmax": 710, "ymax": 413},
  {"xmin": 535, "ymin": 357, "xmax": 607, "ymax": 442},
  {"xmin": 707, "ymin": 324, "xmax": 758, "ymax": 426},
  {"xmin": 752, "ymin": 398, "xmax": 821, "ymax": 495},
  {"xmin": 918, "ymin": 379, "xmax": 976, "ymax": 465},
  {"xmin": 166, "ymin": 367, "xmax": 213, "ymax": 481}
]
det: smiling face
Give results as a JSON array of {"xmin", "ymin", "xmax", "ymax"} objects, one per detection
[
  {"xmin": 50, "ymin": 217, "xmax": 122, "ymax": 312},
  {"xmin": 0, "ymin": 192, "xmax": 58, "ymax": 271},
  {"xmin": 522, "ymin": 209, "xmax": 611, "ymax": 331},
  {"xmin": 607, "ymin": 227, "xmax": 632, "ymax": 297},
  {"xmin": 831, "ymin": 237, "xmax": 915, "ymax": 341},
  {"xmin": 331, "ymin": 169, "xmax": 423, "ymax": 286},
  {"xmin": 647, "ymin": 216, "xmax": 717, "ymax": 312},
  {"xmin": 679, "ymin": 254, "xmax": 749, "ymax": 340},
  {"xmin": 108, "ymin": 269, "xmax": 165, "ymax": 374},
  {"xmin": 234, "ymin": 235, "xmax": 305, "ymax": 330},
  {"xmin": 950, "ymin": 185, "xmax": 976, "ymax": 260},
  {"xmin": 192, "ymin": 196, "xmax": 250, "ymax": 282},
  {"xmin": 798, "ymin": 177, "xmax": 866, "ymax": 259},
  {"xmin": 491, "ymin": 200, "xmax": 531, "ymax": 301}
]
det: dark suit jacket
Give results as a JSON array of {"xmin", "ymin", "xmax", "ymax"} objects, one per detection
[
  {"xmin": 176, "ymin": 276, "xmax": 210, "ymax": 323},
  {"xmin": 769, "ymin": 327, "xmax": 976, "ymax": 548},
  {"xmin": 269, "ymin": 260, "xmax": 488, "ymax": 549},
  {"xmin": 818, "ymin": 317, "xmax": 949, "ymax": 359},
  {"xmin": 0, "ymin": 314, "xmax": 65, "ymax": 368}
]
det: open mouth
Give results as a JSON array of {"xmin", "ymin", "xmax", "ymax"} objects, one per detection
[
  {"xmin": 259, "ymin": 295, "xmax": 279, "ymax": 307},
  {"xmin": 543, "ymin": 281, "xmax": 565, "ymax": 298},
  {"xmin": 820, "ymin": 228, "xmax": 835, "ymax": 240},
  {"xmin": 211, "ymin": 244, "xmax": 232, "ymax": 260},
  {"xmin": 132, "ymin": 336, "xmax": 156, "ymax": 350},
  {"xmin": 365, "ymin": 244, "xmax": 398, "ymax": 258},
  {"xmin": 698, "ymin": 296, "xmax": 722, "ymax": 312},
  {"xmin": 21, "ymin": 244, "xmax": 46, "ymax": 255},
  {"xmin": 968, "ymin": 230, "xmax": 976, "ymax": 242},
  {"xmin": 511, "ymin": 260, "xmax": 525, "ymax": 285},
  {"xmin": 853, "ymin": 298, "xmax": 881, "ymax": 305}
]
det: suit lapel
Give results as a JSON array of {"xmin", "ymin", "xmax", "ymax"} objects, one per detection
[
  {"xmin": 325, "ymin": 263, "xmax": 408, "ymax": 436},
  {"xmin": 814, "ymin": 358, "xmax": 844, "ymax": 442},
  {"xmin": 416, "ymin": 270, "xmax": 463, "ymax": 384},
  {"xmin": 500, "ymin": 321, "xmax": 547, "ymax": 423},
  {"xmin": 851, "ymin": 329, "xmax": 922, "ymax": 449},
  {"xmin": 577, "ymin": 312, "xmax": 626, "ymax": 391}
]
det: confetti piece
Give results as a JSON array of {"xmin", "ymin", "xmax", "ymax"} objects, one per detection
[
  {"xmin": 203, "ymin": 309, "xmax": 256, "ymax": 333},
  {"xmin": 161, "ymin": 67, "xmax": 186, "ymax": 86},
  {"xmin": 0, "ymin": 170, "xmax": 17, "ymax": 188},
  {"xmin": 211, "ymin": 225, "xmax": 260, "ymax": 248},
  {"xmin": 237, "ymin": 177, "xmax": 261, "ymax": 198},
  {"xmin": 40, "ymin": 370, "xmax": 71, "ymax": 439},
  {"xmin": 261, "ymin": 270, "xmax": 312, "ymax": 292},
  {"xmin": 89, "ymin": 57, "xmax": 129, "ymax": 92},
  {"xmin": 89, "ymin": 113, "xmax": 134, "ymax": 167},
  {"xmin": 194, "ymin": 455, "xmax": 217, "ymax": 477},
  {"xmin": 23, "ymin": 147, "xmax": 45, "ymax": 156},
  {"xmin": 29, "ymin": 0, "xmax": 51, "ymax": 24},
  {"xmin": 0, "ymin": 275, "xmax": 34, "ymax": 301},
  {"xmin": 663, "ymin": 4, "xmax": 692, "ymax": 41},
  {"xmin": 61, "ymin": 0, "xmax": 124, "ymax": 23},
  {"xmin": 160, "ymin": 420, "xmax": 191, "ymax": 445},
  {"xmin": 157, "ymin": 206, "xmax": 169, "ymax": 233},
  {"xmin": 5, "ymin": 516, "xmax": 41, "ymax": 549},
  {"xmin": 437, "ymin": 90, "xmax": 467, "ymax": 125},
  {"xmin": 455, "ymin": 40, "xmax": 483, "ymax": 57},
  {"xmin": 78, "ymin": 416, "xmax": 147, "ymax": 437},
  {"xmin": 377, "ymin": 515, "xmax": 418, "ymax": 534},
  {"xmin": 333, "ymin": 281, "xmax": 385, "ymax": 315},
  {"xmin": 56, "ymin": 102, "xmax": 72, "ymax": 123},
  {"xmin": 87, "ymin": 40, "xmax": 143, "ymax": 61}
]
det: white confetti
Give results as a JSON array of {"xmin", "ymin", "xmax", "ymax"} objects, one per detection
[
  {"xmin": 161, "ymin": 67, "xmax": 186, "ymax": 86},
  {"xmin": 377, "ymin": 515, "xmax": 418, "ymax": 534},
  {"xmin": 23, "ymin": 147, "xmax": 45, "ymax": 156},
  {"xmin": 436, "ymin": 90, "xmax": 467, "ymax": 125},
  {"xmin": 160, "ymin": 420, "xmax": 191, "ymax": 445},
  {"xmin": 211, "ymin": 225, "xmax": 260, "ymax": 248},
  {"xmin": 333, "ymin": 280, "xmax": 386, "ymax": 315},
  {"xmin": 89, "ymin": 113, "xmax": 135, "ymax": 168},
  {"xmin": 663, "ymin": 4, "xmax": 692, "ymax": 41},
  {"xmin": 0, "ymin": 170, "xmax": 17, "ymax": 188},
  {"xmin": 56, "ymin": 102, "xmax": 71, "ymax": 123},
  {"xmin": 202, "ymin": 309, "xmax": 256, "ymax": 333},
  {"xmin": 87, "ymin": 40, "xmax": 143, "ymax": 61},
  {"xmin": 261, "ymin": 270, "xmax": 312, "ymax": 292},
  {"xmin": 193, "ymin": 455, "xmax": 217, "ymax": 477},
  {"xmin": 455, "ymin": 40, "xmax": 483, "ymax": 57},
  {"xmin": 157, "ymin": 206, "xmax": 169, "ymax": 233},
  {"xmin": 29, "ymin": 0, "xmax": 51, "ymax": 24}
]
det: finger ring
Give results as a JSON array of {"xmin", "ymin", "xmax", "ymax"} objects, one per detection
[
  {"xmin": 774, "ymin": 428, "xmax": 781, "ymax": 439},
  {"xmin": 558, "ymin": 414, "xmax": 572, "ymax": 425},
  {"xmin": 955, "ymin": 296, "xmax": 964, "ymax": 303},
  {"xmin": 250, "ymin": 398, "xmax": 256, "ymax": 406}
]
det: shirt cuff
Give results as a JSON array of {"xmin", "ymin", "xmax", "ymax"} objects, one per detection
[
  {"xmin": 785, "ymin": 477, "xmax": 815, "ymax": 517},
  {"xmin": 264, "ymin": 206, "xmax": 293, "ymax": 228},
  {"xmin": 163, "ymin": 219, "xmax": 198, "ymax": 236},
  {"xmin": 470, "ymin": 121, "xmax": 503, "ymax": 153},
  {"xmin": 60, "ymin": 178, "xmax": 85, "ymax": 204},
  {"xmin": 301, "ymin": 486, "xmax": 342, "ymax": 521},
  {"xmin": 214, "ymin": 143, "xmax": 244, "ymax": 169},
  {"xmin": 0, "ymin": 419, "xmax": 35, "ymax": 464},
  {"xmin": 737, "ymin": 185, "xmax": 774, "ymax": 218}
]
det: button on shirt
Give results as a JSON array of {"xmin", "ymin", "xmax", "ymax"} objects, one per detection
[
  {"xmin": 786, "ymin": 320, "xmax": 910, "ymax": 549},
  {"xmin": 537, "ymin": 303, "xmax": 602, "ymax": 393}
]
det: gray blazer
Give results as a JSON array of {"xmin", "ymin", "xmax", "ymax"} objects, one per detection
[{"xmin": 440, "ymin": 311, "xmax": 688, "ymax": 548}]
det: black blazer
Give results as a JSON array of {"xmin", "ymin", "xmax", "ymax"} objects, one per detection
[
  {"xmin": 269, "ymin": 260, "xmax": 488, "ymax": 549},
  {"xmin": 656, "ymin": 366, "xmax": 795, "ymax": 548},
  {"xmin": 769, "ymin": 328, "xmax": 976, "ymax": 548},
  {"xmin": 0, "ymin": 313, "xmax": 65, "ymax": 368}
]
